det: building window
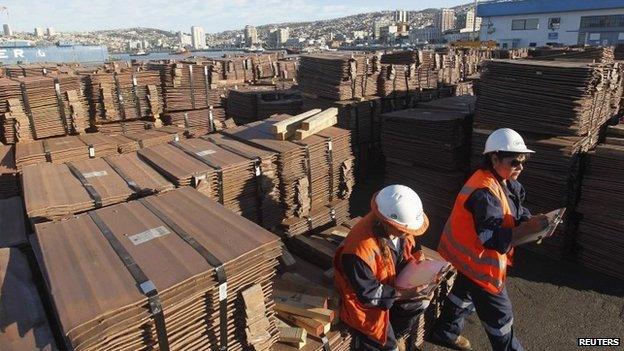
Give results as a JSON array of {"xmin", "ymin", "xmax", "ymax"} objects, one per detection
[
  {"xmin": 511, "ymin": 18, "xmax": 539, "ymax": 30},
  {"xmin": 548, "ymin": 17, "xmax": 561, "ymax": 30},
  {"xmin": 580, "ymin": 15, "xmax": 624, "ymax": 29}
]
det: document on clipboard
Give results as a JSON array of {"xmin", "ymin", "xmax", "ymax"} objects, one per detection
[
  {"xmin": 511, "ymin": 208, "xmax": 566, "ymax": 247},
  {"xmin": 396, "ymin": 258, "xmax": 452, "ymax": 290}
]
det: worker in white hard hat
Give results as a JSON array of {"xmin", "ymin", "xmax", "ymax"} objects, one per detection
[
  {"xmin": 333, "ymin": 184, "xmax": 435, "ymax": 351},
  {"xmin": 430, "ymin": 128, "xmax": 549, "ymax": 351}
]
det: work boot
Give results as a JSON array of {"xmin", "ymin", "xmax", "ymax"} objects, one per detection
[{"xmin": 427, "ymin": 334, "xmax": 472, "ymax": 351}]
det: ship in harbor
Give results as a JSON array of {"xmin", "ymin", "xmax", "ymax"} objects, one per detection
[{"xmin": 0, "ymin": 42, "xmax": 109, "ymax": 65}]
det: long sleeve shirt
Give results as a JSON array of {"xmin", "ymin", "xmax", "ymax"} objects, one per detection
[
  {"xmin": 341, "ymin": 238, "xmax": 422, "ymax": 310},
  {"xmin": 465, "ymin": 178, "xmax": 532, "ymax": 254}
]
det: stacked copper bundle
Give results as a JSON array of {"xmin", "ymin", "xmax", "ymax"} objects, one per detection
[
  {"xmin": 227, "ymin": 87, "xmax": 302, "ymax": 125},
  {"xmin": 378, "ymin": 50, "xmax": 438, "ymax": 98},
  {"xmin": 252, "ymin": 52, "xmax": 281, "ymax": 80},
  {"xmin": 298, "ymin": 52, "xmax": 381, "ymax": 100},
  {"xmin": 0, "ymin": 248, "xmax": 58, "ymax": 350},
  {"xmin": 576, "ymin": 125, "xmax": 624, "ymax": 280},
  {"xmin": 84, "ymin": 69, "xmax": 163, "ymax": 133},
  {"xmin": 222, "ymin": 113, "xmax": 355, "ymax": 235},
  {"xmin": 152, "ymin": 61, "xmax": 229, "ymax": 134},
  {"xmin": 31, "ymin": 187, "xmax": 283, "ymax": 351},
  {"xmin": 0, "ymin": 144, "xmax": 18, "ymax": 198},
  {"xmin": 0, "ymin": 74, "xmax": 90, "ymax": 143}
]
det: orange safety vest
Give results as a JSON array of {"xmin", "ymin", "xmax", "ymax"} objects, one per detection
[
  {"xmin": 438, "ymin": 169, "xmax": 515, "ymax": 294},
  {"xmin": 333, "ymin": 212, "xmax": 423, "ymax": 346}
]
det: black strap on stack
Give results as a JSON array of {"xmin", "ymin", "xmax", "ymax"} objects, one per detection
[
  {"xmin": 42, "ymin": 140, "xmax": 52, "ymax": 163},
  {"xmin": 66, "ymin": 163, "xmax": 103, "ymax": 208},
  {"xmin": 52, "ymin": 79, "xmax": 69, "ymax": 135},
  {"xmin": 19, "ymin": 82, "xmax": 36, "ymax": 139},
  {"xmin": 171, "ymin": 142, "xmax": 224, "ymax": 204},
  {"xmin": 189, "ymin": 64, "xmax": 197, "ymax": 110},
  {"xmin": 138, "ymin": 198, "xmax": 229, "ymax": 351},
  {"xmin": 103, "ymin": 158, "xmax": 142, "ymax": 194},
  {"xmin": 87, "ymin": 211, "xmax": 170, "ymax": 351},
  {"xmin": 329, "ymin": 207, "xmax": 337, "ymax": 226},
  {"xmin": 113, "ymin": 73, "xmax": 127, "ymax": 121},
  {"xmin": 132, "ymin": 75, "xmax": 143, "ymax": 119}
]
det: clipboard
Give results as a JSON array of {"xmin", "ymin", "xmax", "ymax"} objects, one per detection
[{"xmin": 511, "ymin": 207, "xmax": 566, "ymax": 247}]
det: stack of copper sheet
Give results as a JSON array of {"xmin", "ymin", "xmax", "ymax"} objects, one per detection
[
  {"xmin": 474, "ymin": 60, "xmax": 621, "ymax": 137},
  {"xmin": 227, "ymin": 87, "xmax": 302, "ymax": 125},
  {"xmin": 203, "ymin": 133, "xmax": 283, "ymax": 229},
  {"xmin": 0, "ymin": 197, "xmax": 28, "ymax": 247},
  {"xmin": 85, "ymin": 70, "xmax": 163, "ymax": 132},
  {"xmin": 4, "ymin": 63, "xmax": 61, "ymax": 77},
  {"xmin": 0, "ymin": 144, "xmax": 19, "ymax": 198},
  {"xmin": 214, "ymin": 56, "xmax": 255, "ymax": 84},
  {"xmin": 104, "ymin": 152, "xmax": 176, "ymax": 196},
  {"xmin": 223, "ymin": 114, "xmax": 354, "ymax": 234},
  {"xmin": 298, "ymin": 53, "xmax": 381, "ymax": 100},
  {"xmin": 253, "ymin": 53, "xmax": 280, "ymax": 80},
  {"xmin": 378, "ymin": 50, "xmax": 438, "ymax": 97},
  {"xmin": 528, "ymin": 46, "xmax": 615, "ymax": 63},
  {"xmin": 576, "ymin": 127, "xmax": 624, "ymax": 280},
  {"xmin": 0, "ymin": 248, "xmax": 58, "ymax": 351},
  {"xmin": 276, "ymin": 58, "xmax": 299, "ymax": 81},
  {"xmin": 31, "ymin": 187, "xmax": 282, "ymax": 351},
  {"xmin": 162, "ymin": 106, "xmax": 228, "ymax": 135},
  {"xmin": 282, "ymin": 199, "xmax": 350, "ymax": 237},
  {"xmin": 381, "ymin": 99, "xmax": 473, "ymax": 237},
  {"xmin": 78, "ymin": 133, "xmax": 120, "ymax": 158}
]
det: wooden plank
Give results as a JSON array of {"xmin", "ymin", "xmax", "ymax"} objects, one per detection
[
  {"xmin": 277, "ymin": 325, "xmax": 307, "ymax": 343},
  {"xmin": 270, "ymin": 108, "xmax": 321, "ymax": 140},
  {"xmin": 300, "ymin": 108, "xmax": 338, "ymax": 131},
  {"xmin": 293, "ymin": 115, "xmax": 338, "ymax": 140},
  {"xmin": 275, "ymin": 310, "xmax": 330, "ymax": 337},
  {"xmin": 274, "ymin": 300, "xmax": 335, "ymax": 323},
  {"xmin": 274, "ymin": 289, "xmax": 329, "ymax": 308}
]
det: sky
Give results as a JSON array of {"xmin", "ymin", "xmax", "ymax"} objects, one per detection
[{"xmin": 1, "ymin": 0, "xmax": 469, "ymax": 33}]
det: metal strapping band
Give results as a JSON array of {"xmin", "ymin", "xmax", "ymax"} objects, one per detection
[
  {"xmin": 189, "ymin": 64, "xmax": 196, "ymax": 109},
  {"xmin": 53, "ymin": 78, "xmax": 69, "ymax": 134},
  {"xmin": 326, "ymin": 137, "xmax": 334, "ymax": 202},
  {"xmin": 203, "ymin": 65, "xmax": 211, "ymax": 107},
  {"xmin": 19, "ymin": 82, "xmax": 36, "ymax": 139},
  {"xmin": 132, "ymin": 75, "xmax": 143, "ymax": 120},
  {"xmin": 352, "ymin": 103, "xmax": 360, "ymax": 144},
  {"xmin": 137, "ymin": 198, "xmax": 229, "ymax": 351},
  {"xmin": 170, "ymin": 142, "xmax": 224, "ymax": 204},
  {"xmin": 102, "ymin": 158, "xmax": 142, "ymax": 193},
  {"xmin": 66, "ymin": 163, "xmax": 103, "ymax": 208},
  {"xmin": 183, "ymin": 112, "xmax": 190, "ymax": 128},
  {"xmin": 208, "ymin": 107, "xmax": 215, "ymax": 132},
  {"xmin": 42, "ymin": 140, "xmax": 51, "ymax": 162},
  {"xmin": 88, "ymin": 211, "xmax": 170, "ymax": 351},
  {"xmin": 113, "ymin": 73, "xmax": 127, "ymax": 121},
  {"xmin": 320, "ymin": 334, "xmax": 331, "ymax": 351}
]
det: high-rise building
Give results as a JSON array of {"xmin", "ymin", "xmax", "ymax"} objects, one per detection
[
  {"xmin": 373, "ymin": 21, "xmax": 383, "ymax": 39},
  {"xmin": 34, "ymin": 27, "xmax": 44, "ymax": 37},
  {"xmin": 394, "ymin": 10, "xmax": 408, "ymax": 23},
  {"xmin": 435, "ymin": 8, "xmax": 455, "ymax": 34},
  {"xmin": 3, "ymin": 24, "xmax": 11, "ymax": 36},
  {"xmin": 177, "ymin": 31, "xmax": 193, "ymax": 47},
  {"xmin": 46, "ymin": 27, "xmax": 55, "ymax": 36},
  {"xmin": 191, "ymin": 26, "xmax": 206, "ymax": 50},
  {"xmin": 464, "ymin": 9, "xmax": 482, "ymax": 32},
  {"xmin": 244, "ymin": 25, "xmax": 258, "ymax": 47},
  {"xmin": 269, "ymin": 27, "xmax": 289, "ymax": 47}
]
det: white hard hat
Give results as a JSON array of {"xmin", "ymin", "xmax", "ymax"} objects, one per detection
[
  {"xmin": 372, "ymin": 185, "xmax": 429, "ymax": 236},
  {"xmin": 483, "ymin": 128, "xmax": 535, "ymax": 154}
]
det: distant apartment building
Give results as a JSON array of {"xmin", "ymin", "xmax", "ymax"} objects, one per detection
[
  {"xmin": 373, "ymin": 21, "xmax": 383, "ymax": 39},
  {"xmin": 395, "ymin": 9, "xmax": 408, "ymax": 23},
  {"xmin": 268, "ymin": 27, "xmax": 289, "ymax": 47},
  {"xmin": 177, "ymin": 31, "xmax": 192, "ymax": 47},
  {"xmin": 435, "ymin": 8, "xmax": 456, "ymax": 34},
  {"xmin": 464, "ymin": 8, "xmax": 483, "ymax": 32},
  {"xmin": 3, "ymin": 24, "xmax": 11, "ymax": 36},
  {"xmin": 380, "ymin": 25, "xmax": 398, "ymax": 43},
  {"xmin": 191, "ymin": 26, "xmax": 206, "ymax": 49},
  {"xmin": 352, "ymin": 30, "xmax": 367, "ymax": 40},
  {"xmin": 46, "ymin": 27, "xmax": 55, "ymax": 36},
  {"xmin": 34, "ymin": 27, "xmax": 44, "ymax": 37},
  {"xmin": 244, "ymin": 25, "xmax": 259, "ymax": 47}
]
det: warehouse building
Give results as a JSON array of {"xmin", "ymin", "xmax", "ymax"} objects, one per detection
[{"xmin": 477, "ymin": 0, "xmax": 624, "ymax": 48}]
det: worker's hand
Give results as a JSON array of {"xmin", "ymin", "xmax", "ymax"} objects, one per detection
[
  {"xmin": 515, "ymin": 214, "xmax": 549, "ymax": 236},
  {"xmin": 396, "ymin": 284, "xmax": 431, "ymax": 300}
]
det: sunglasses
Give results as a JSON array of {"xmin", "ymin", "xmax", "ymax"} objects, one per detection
[{"xmin": 507, "ymin": 158, "xmax": 527, "ymax": 167}]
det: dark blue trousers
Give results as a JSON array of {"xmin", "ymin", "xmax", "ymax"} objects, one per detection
[{"xmin": 431, "ymin": 273, "xmax": 524, "ymax": 351}]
